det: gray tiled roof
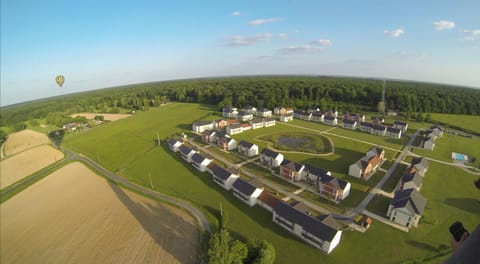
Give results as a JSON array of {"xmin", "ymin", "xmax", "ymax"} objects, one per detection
[
  {"xmin": 212, "ymin": 165, "xmax": 234, "ymax": 180},
  {"xmin": 191, "ymin": 153, "xmax": 206, "ymax": 164},
  {"xmin": 261, "ymin": 148, "xmax": 281, "ymax": 158},
  {"xmin": 179, "ymin": 145, "xmax": 193, "ymax": 155},
  {"xmin": 391, "ymin": 189, "xmax": 426, "ymax": 215},
  {"xmin": 233, "ymin": 178, "xmax": 257, "ymax": 196},
  {"xmin": 239, "ymin": 140, "xmax": 254, "ymax": 149}
]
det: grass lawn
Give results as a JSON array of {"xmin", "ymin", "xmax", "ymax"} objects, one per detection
[
  {"xmin": 63, "ymin": 103, "xmax": 480, "ymax": 263},
  {"xmin": 429, "ymin": 113, "xmax": 480, "ymax": 132},
  {"xmin": 289, "ymin": 119, "xmax": 334, "ymax": 131},
  {"xmin": 326, "ymin": 127, "xmax": 407, "ymax": 151},
  {"xmin": 205, "ymin": 146, "xmax": 245, "ymax": 163},
  {"xmin": 413, "ymin": 133, "xmax": 480, "ymax": 167},
  {"xmin": 382, "ymin": 164, "xmax": 408, "ymax": 192},
  {"xmin": 367, "ymin": 195, "xmax": 391, "ymax": 215},
  {"xmin": 258, "ymin": 131, "xmax": 332, "ymax": 154}
]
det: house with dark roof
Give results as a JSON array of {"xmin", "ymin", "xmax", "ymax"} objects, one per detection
[
  {"xmin": 260, "ymin": 148, "xmax": 284, "ymax": 167},
  {"xmin": 323, "ymin": 115, "xmax": 338, "ymax": 126},
  {"xmin": 180, "ymin": 145, "xmax": 196, "ymax": 163},
  {"xmin": 393, "ymin": 120, "xmax": 408, "ymax": 131},
  {"xmin": 279, "ymin": 113, "xmax": 293, "ymax": 122},
  {"xmin": 400, "ymin": 172, "xmax": 423, "ymax": 191},
  {"xmin": 366, "ymin": 146, "xmax": 385, "ymax": 160},
  {"xmin": 422, "ymin": 136, "xmax": 436, "ymax": 150},
  {"xmin": 256, "ymin": 108, "xmax": 272, "ymax": 117},
  {"xmin": 342, "ymin": 119, "xmax": 357, "ymax": 130},
  {"xmin": 318, "ymin": 176, "xmax": 351, "ymax": 201},
  {"xmin": 274, "ymin": 107, "xmax": 287, "ymax": 115},
  {"xmin": 371, "ymin": 116, "xmax": 385, "ymax": 124},
  {"xmin": 305, "ymin": 164, "xmax": 332, "ymax": 183},
  {"xmin": 293, "ymin": 110, "xmax": 312, "ymax": 121},
  {"xmin": 201, "ymin": 130, "xmax": 216, "ymax": 143},
  {"xmin": 210, "ymin": 164, "xmax": 239, "ymax": 190},
  {"xmin": 168, "ymin": 138, "xmax": 183, "ymax": 152},
  {"xmin": 222, "ymin": 106, "xmax": 238, "ymax": 118},
  {"xmin": 387, "ymin": 189, "xmax": 426, "ymax": 228},
  {"xmin": 343, "ymin": 113, "xmax": 365, "ymax": 122},
  {"xmin": 386, "ymin": 127, "xmax": 402, "ymax": 139},
  {"xmin": 272, "ymin": 202, "xmax": 342, "ymax": 254},
  {"xmin": 238, "ymin": 140, "xmax": 259, "ymax": 157},
  {"xmin": 348, "ymin": 155, "xmax": 382, "ymax": 180},
  {"xmin": 191, "ymin": 153, "xmax": 212, "ymax": 172},
  {"xmin": 280, "ymin": 159, "xmax": 306, "ymax": 181},
  {"xmin": 217, "ymin": 136, "xmax": 237, "ymax": 151},
  {"xmin": 263, "ymin": 117, "xmax": 276, "ymax": 127},
  {"xmin": 232, "ymin": 178, "xmax": 264, "ymax": 207},
  {"xmin": 429, "ymin": 125, "xmax": 443, "ymax": 137},
  {"xmin": 192, "ymin": 120, "xmax": 215, "ymax": 133},
  {"xmin": 242, "ymin": 106, "xmax": 257, "ymax": 114},
  {"xmin": 250, "ymin": 118, "xmax": 264, "ymax": 129},
  {"xmin": 372, "ymin": 125, "xmax": 387, "ymax": 136},
  {"xmin": 227, "ymin": 123, "xmax": 243, "ymax": 135},
  {"xmin": 411, "ymin": 157, "xmax": 429, "ymax": 176},
  {"xmin": 256, "ymin": 191, "xmax": 282, "ymax": 212},
  {"xmin": 312, "ymin": 112, "xmax": 325, "ymax": 123},
  {"xmin": 359, "ymin": 122, "xmax": 374, "ymax": 133},
  {"xmin": 237, "ymin": 111, "xmax": 254, "ymax": 122}
]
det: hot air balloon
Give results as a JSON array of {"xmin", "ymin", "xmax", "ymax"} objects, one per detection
[{"xmin": 55, "ymin": 75, "xmax": 65, "ymax": 88}]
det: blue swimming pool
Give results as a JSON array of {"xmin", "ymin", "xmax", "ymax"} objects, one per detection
[{"xmin": 453, "ymin": 153, "xmax": 468, "ymax": 161}]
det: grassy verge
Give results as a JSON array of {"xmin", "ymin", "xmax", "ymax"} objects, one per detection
[
  {"xmin": 366, "ymin": 194, "xmax": 391, "ymax": 216},
  {"xmin": 382, "ymin": 164, "xmax": 408, "ymax": 193}
]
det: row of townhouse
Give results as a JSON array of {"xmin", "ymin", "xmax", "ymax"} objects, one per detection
[
  {"xmin": 201, "ymin": 130, "xmax": 238, "ymax": 150},
  {"xmin": 387, "ymin": 156, "xmax": 429, "ymax": 228},
  {"xmin": 222, "ymin": 106, "xmax": 273, "ymax": 119},
  {"xmin": 341, "ymin": 114, "xmax": 407, "ymax": 139},
  {"xmin": 273, "ymin": 107, "xmax": 295, "ymax": 123},
  {"xmin": 421, "ymin": 125, "xmax": 443, "ymax": 150},
  {"xmin": 168, "ymin": 137, "xmax": 343, "ymax": 254},
  {"xmin": 348, "ymin": 147, "xmax": 385, "ymax": 180},
  {"xmin": 260, "ymin": 148, "xmax": 351, "ymax": 202},
  {"xmin": 293, "ymin": 109, "xmax": 339, "ymax": 126},
  {"xmin": 226, "ymin": 117, "xmax": 276, "ymax": 135},
  {"xmin": 192, "ymin": 118, "xmax": 237, "ymax": 133}
]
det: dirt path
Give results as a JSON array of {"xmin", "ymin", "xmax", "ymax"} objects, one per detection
[
  {"xmin": 0, "ymin": 162, "xmax": 199, "ymax": 264},
  {"xmin": 0, "ymin": 145, "xmax": 64, "ymax": 189},
  {"xmin": 71, "ymin": 113, "xmax": 132, "ymax": 121}
]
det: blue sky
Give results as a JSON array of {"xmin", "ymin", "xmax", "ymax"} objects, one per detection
[{"xmin": 1, "ymin": 0, "xmax": 479, "ymax": 106}]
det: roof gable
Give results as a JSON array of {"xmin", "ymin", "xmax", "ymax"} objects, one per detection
[
  {"xmin": 233, "ymin": 178, "xmax": 257, "ymax": 196},
  {"xmin": 391, "ymin": 189, "xmax": 426, "ymax": 215}
]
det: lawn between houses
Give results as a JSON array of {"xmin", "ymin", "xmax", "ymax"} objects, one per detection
[{"xmin": 63, "ymin": 103, "xmax": 479, "ymax": 263}]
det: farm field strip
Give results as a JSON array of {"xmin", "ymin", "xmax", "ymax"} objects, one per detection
[
  {"xmin": 2, "ymin": 129, "xmax": 51, "ymax": 157},
  {"xmin": 70, "ymin": 113, "xmax": 132, "ymax": 121},
  {"xmin": 0, "ymin": 162, "xmax": 199, "ymax": 264}
]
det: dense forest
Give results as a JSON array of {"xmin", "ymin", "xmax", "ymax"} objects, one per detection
[{"xmin": 1, "ymin": 76, "xmax": 479, "ymax": 131}]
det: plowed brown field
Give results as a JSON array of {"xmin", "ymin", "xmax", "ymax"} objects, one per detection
[
  {"xmin": 3, "ymin": 129, "xmax": 50, "ymax": 157},
  {"xmin": 70, "ymin": 113, "xmax": 131, "ymax": 121}
]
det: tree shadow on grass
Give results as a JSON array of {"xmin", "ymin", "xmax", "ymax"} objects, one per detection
[
  {"xmin": 108, "ymin": 182, "xmax": 199, "ymax": 264},
  {"xmin": 405, "ymin": 240, "xmax": 438, "ymax": 252},
  {"xmin": 444, "ymin": 198, "xmax": 480, "ymax": 216}
]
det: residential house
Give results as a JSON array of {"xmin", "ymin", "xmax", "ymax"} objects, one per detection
[
  {"xmin": 372, "ymin": 125, "xmax": 387, "ymax": 136},
  {"xmin": 393, "ymin": 121, "xmax": 408, "ymax": 132},
  {"xmin": 218, "ymin": 136, "xmax": 237, "ymax": 151},
  {"xmin": 343, "ymin": 113, "xmax": 365, "ymax": 122},
  {"xmin": 168, "ymin": 138, "xmax": 183, "ymax": 152},
  {"xmin": 348, "ymin": 156, "xmax": 382, "ymax": 180},
  {"xmin": 238, "ymin": 140, "xmax": 259, "ymax": 157},
  {"xmin": 411, "ymin": 157, "xmax": 429, "ymax": 176},
  {"xmin": 241, "ymin": 123, "xmax": 252, "ymax": 131},
  {"xmin": 250, "ymin": 118, "xmax": 265, "ymax": 129},
  {"xmin": 325, "ymin": 110, "xmax": 338, "ymax": 117},
  {"xmin": 305, "ymin": 164, "xmax": 332, "ymax": 183},
  {"xmin": 260, "ymin": 148, "xmax": 285, "ymax": 167},
  {"xmin": 263, "ymin": 117, "xmax": 276, "ymax": 127},
  {"xmin": 256, "ymin": 108, "xmax": 272, "ymax": 117},
  {"xmin": 222, "ymin": 107, "xmax": 238, "ymax": 118},
  {"xmin": 272, "ymin": 202, "xmax": 342, "ymax": 254},
  {"xmin": 192, "ymin": 120, "xmax": 214, "ymax": 133},
  {"xmin": 318, "ymin": 176, "xmax": 351, "ymax": 201},
  {"xmin": 215, "ymin": 119, "xmax": 228, "ymax": 129},
  {"xmin": 422, "ymin": 137, "xmax": 435, "ymax": 150},
  {"xmin": 232, "ymin": 178, "xmax": 264, "ymax": 207},
  {"xmin": 237, "ymin": 111, "xmax": 254, "ymax": 122},
  {"xmin": 180, "ymin": 145, "xmax": 196, "ymax": 163},
  {"xmin": 308, "ymin": 107, "xmax": 320, "ymax": 113},
  {"xmin": 210, "ymin": 164, "xmax": 239, "ymax": 190},
  {"xmin": 312, "ymin": 112, "xmax": 325, "ymax": 123},
  {"xmin": 429, "ymin": 125, "xmax": 443, "ymax": 137},
  {"xmin": 371, "ymin": 116, "xmax": 385, "ymax": 124},
  {"xmin": 191, "ymin": 153, "xmax": 212, "ymax": 172},
  {"xmin": 227, "ymin": 123, "xmax": 243, "ymax": 135},
  {"xmin": 280, "ymin": 159, "xmax": 306, "ymax": 181},
  {"xmin": 387, "ymin": 189, "xmax": 426, "ymax": 228},
  {"xmin": 323, "ymin": 115, "xmax": 338, "ymax": 126},
  {"xmin": 279, "ymin": 113, "xmax": 294, "ymax": 122},
  {"xmin": 342, "ymin": 119, "xmax": 357, "ymax": 130},
  {"xmin": 366, "ymin": 146, "xmax": 385, "ymax": 160},
  {"xmin": 274, "ymin": 107, "xmax": 287, "ymax": 115},
  {"xmin": 294, "ymin": 110, "xmax": 312, "ymax": 121},
  {"xmin": 257, "ymin": 191, "xmax": 282, "ymax": 212},
  {"xmin": 386, "ymin": 127, "xmax": 402, "ymax": 139},
  {"xmin": 400, "ymin": 172, "xmax": 423, "ymax": 191},
  {"xmin": 201, "ymin": 130, "xmax": 216, "ymax": 143},
  {"xmin": 242, "ymin": 106, "xmax": 257, "ymax": 114},
  {"xmin": 359, "ymin": 122, "xmax": 374, "ymax": 133}
]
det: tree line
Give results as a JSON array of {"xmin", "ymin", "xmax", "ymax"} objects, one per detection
[{"xmin": 1, "ymin": 76, "xmax": 479, "ymax": 130}]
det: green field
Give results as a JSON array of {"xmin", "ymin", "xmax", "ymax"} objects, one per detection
[
  {"xmin": 413, "ymin": 133, "xmax": 480, "ymax": 167},
  {"xmin": 258, "ymin": 131, "xmax": 332, "ymax": 154},
  {"xmin": 63, "ymin": 103, "xmax": 480, "ymax": 263},
  {"xmin": 429, "ymin": 113, "xmax": 480, "ymax": 133}
]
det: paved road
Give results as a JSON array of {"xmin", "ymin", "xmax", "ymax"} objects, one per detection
[{"xmin": 351, "ymin": 129, "xmax": 420, "ymax": 216}]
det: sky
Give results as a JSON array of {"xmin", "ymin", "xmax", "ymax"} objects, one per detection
[{"xmin": 1, "ymin": 0, "xmax": 479, "ymax": 106}]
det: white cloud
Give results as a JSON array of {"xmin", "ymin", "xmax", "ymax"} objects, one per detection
[
  {"xmin": 433, "ymin": 20, "xmax": 456, "ymax": 30},
  {"xmin": 311, "ymin": 39, "xmax": 332, "ymax": 46},
  {"xmin": 248, "ymin": 17, "xmax": 282, "ymax": 26},
  {"xmin": 278, "ymin": 33, "xmax": 288, "ymax": 39},
  {"xmin": 279, "ymin": 45, "xmax": 325, "ymax": 54},
  {"xmin": 460, "ymin": 29, "xmax": 480, "ymax": 41},
  {"xmin": 231, "ymin": 11, "xmax": 241, "ymax": 16},
  {"xmin": 384, "ymin": 28, "xmax": 404, "ymax": 37},
  {"xmin": 225, "ymin": 33, "xmax": 273, "ymax": 46}
]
